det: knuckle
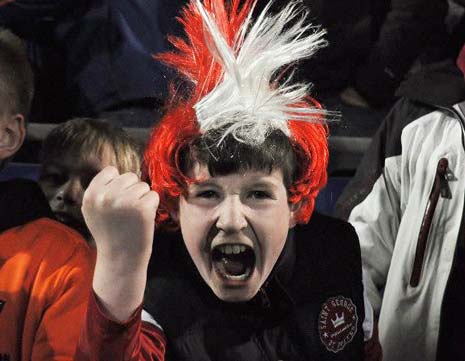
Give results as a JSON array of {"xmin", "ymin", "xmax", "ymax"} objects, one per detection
[
  {"xmin": 97, "ymin": 166, "xmax": 118, "ymax": 182},
  {"xmin": 146, "ymin": 191, "xmax": 160, "ymax": 210},
  {"xmin": 100, "ymin": 190, "xmax": 116, "ymax": 208},
  {"xmin": 140, "ymin": 182, "xmax": 150, "ymax": 192},
  {"xmin": 122, "ymin": 171, "xmax": 139, "ymax": 183}
]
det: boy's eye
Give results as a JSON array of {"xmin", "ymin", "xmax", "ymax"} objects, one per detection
[
  {"xmin": 196, "ymin": 190, "xmax": 219, "ymax": 199},
  {"xmin": 248, "ymin": 190, "xmax": 272, "ymax": 199},
  {"xmin": 40, "ymin": 172, "xmax": 66, "ymax": 186}
]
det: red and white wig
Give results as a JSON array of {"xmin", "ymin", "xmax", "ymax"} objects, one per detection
[{"xmin": 143, "ymin": 0, "xmax": 332, "ymax": 227}]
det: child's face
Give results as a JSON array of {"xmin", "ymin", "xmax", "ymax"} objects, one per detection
[
  {"xmin": 177, "ymin": 162, "xmax": 298, "ymax": 302},
  {"xmin": 39, "ymin": 146, "xmax": 116, "ymax": 242}
]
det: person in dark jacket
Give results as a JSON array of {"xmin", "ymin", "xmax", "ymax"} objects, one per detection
[{"xmin": 75, "ymin": 1, "xmax": 380, "ymax": 360}]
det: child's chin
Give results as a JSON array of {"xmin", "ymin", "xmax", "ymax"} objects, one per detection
[
  {"xmin": 214, "ymin": 287, "xmax": 257, "ymax": 303},
  {"xmin": 210, "ymin": 275, "xmax": 260, "ymax": 302}
]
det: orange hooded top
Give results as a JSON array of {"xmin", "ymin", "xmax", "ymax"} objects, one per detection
[{"xmin": 0, "ymin": 217, "xmax": 95, "ymax": 360}]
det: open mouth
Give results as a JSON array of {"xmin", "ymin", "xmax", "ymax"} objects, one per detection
[{"xmin": 211, "ymin": 244, "xmax": 255, "ymax": 281}]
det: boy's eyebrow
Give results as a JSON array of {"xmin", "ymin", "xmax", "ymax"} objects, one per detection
[
  {"xmin": 191, "ymin": 175, "xmax": 281, "ymax": 188},
  {"xmin": 41, "ymin": 162, "xmax": 65, "ymax": 172},
  {"xmin": 247, "ymin": 179, "xmax": 278, "ymax": 188},
  {"xmin": 42, "ymin": 157, "xmax": 102, "ymax": 174},
  {"xmin": 247, "ymin": 173, "xmax": 283, "ymax": 185},
  {"xmin": 190, "ymin": 179, "xmax": 220, "ymax": 188},
  {"xmin": 77, "ymin": 161, "xmax": 104, "ymax": 173},
  {"xmin": 244, "ymin": 179, "xmax": 282, "ymax": 191}
]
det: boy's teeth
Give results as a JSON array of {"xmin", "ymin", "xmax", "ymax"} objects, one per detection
[
  {"xmin": 218, "ymin": 244, "xmax": 248, "ymax": 255},
  {"xmin": 212, "ymin": 245, "xmax": 255, "ymax": 280}
]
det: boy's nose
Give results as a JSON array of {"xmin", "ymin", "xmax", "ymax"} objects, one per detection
[
  {"xmin": 215, "ymin": 196, "xmax": 247, "ymax": 233},
  {"xmin": 56, "ymin": 179, "xmax": 83, "ymax": 206}
]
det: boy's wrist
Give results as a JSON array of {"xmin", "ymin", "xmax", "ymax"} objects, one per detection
[
  {"xmin": 97, "ymin": 254, "xmax": 149, "ymax": 273},
  {"xmin": 93, "ymin": 254, "xmax": 149, "ymax": 323},
  {"xmin": 95, "ymin": 240, "xmax": 152, "ymax": 267}
]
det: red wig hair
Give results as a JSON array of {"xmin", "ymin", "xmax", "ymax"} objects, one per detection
[{"xmin": 143, "ymin": 0, "xmax": 329, "ymax": 227}]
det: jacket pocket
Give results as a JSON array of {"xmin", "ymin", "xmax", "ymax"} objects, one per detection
[{"xmin": 410, "ymin": 158, "xmax": 451, "ymax": 287}]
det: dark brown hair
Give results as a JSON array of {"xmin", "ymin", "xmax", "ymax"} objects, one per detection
[{"xmin": 180, "ymin": 128, "xmax": 298, "ymax": 189}]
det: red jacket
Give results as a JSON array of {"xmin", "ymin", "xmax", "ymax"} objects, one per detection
[
  {"xmin": 0, "ymin": 217, "xmax": 95, "ymax": 360},
  {"xmin": 75, "ymin": 293, "xmax": 166, "ymax": 361}
]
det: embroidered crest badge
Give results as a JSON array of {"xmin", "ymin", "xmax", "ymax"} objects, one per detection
[{"xmin": 318, "ymin": 295, "xmax": 358, "ymax": 353}]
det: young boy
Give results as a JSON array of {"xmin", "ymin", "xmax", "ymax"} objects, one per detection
[
  {"xmin": 76, "ymin": 0, "xmax": 371, "ymax": 359},
  {"xmin": 38, "ymin": 117, "xmax": 141, "ymax": 245},
  {"xmin": 0, "ymin": 30, "xmax": 94, "ymax": 359}
]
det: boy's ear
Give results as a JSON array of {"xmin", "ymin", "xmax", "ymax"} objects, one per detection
[
  {"xmin": 0, "ymin": 113, "xmax": 26, "ymax": 160},
  {"xmin": 289, "ymin": 201, "xmax": 302, "ymax": 229}
]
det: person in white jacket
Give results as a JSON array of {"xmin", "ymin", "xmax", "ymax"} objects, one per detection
[{"xmin": 334, "ymin": 44, "xmax": 465, "ymax": 361}]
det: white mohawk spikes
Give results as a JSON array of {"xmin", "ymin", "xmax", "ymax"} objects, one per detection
[{"xmin": 194, "ymin": 0, "xmax": 329, "ymax": 146}]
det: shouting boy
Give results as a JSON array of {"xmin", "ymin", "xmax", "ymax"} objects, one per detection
[{"xmin": 76, "ymin": 0, "xmax": 372, "ymax": 359}]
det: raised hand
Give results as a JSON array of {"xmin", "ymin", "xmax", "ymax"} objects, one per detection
[{"xmin": 82, "ymin": 166, "xmax": 159, "ymax": 321}]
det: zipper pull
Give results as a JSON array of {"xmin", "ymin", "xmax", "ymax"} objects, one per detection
[
  {"xmin": 410, "ymin": 157, "xmax": 450, "ymax": 287},
  {"xmin": 437, "ymin": 158, "xmax": 451, "ymax": 199}
]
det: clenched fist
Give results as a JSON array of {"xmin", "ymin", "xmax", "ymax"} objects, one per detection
[{"xmin": 82, "ymin": 166, "xmax": 159, "ymax": 261}]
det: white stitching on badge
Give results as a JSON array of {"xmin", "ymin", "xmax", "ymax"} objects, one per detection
[{"xmin": 318, "ymin": 296, "xmax": 358, "ymax": 353}]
